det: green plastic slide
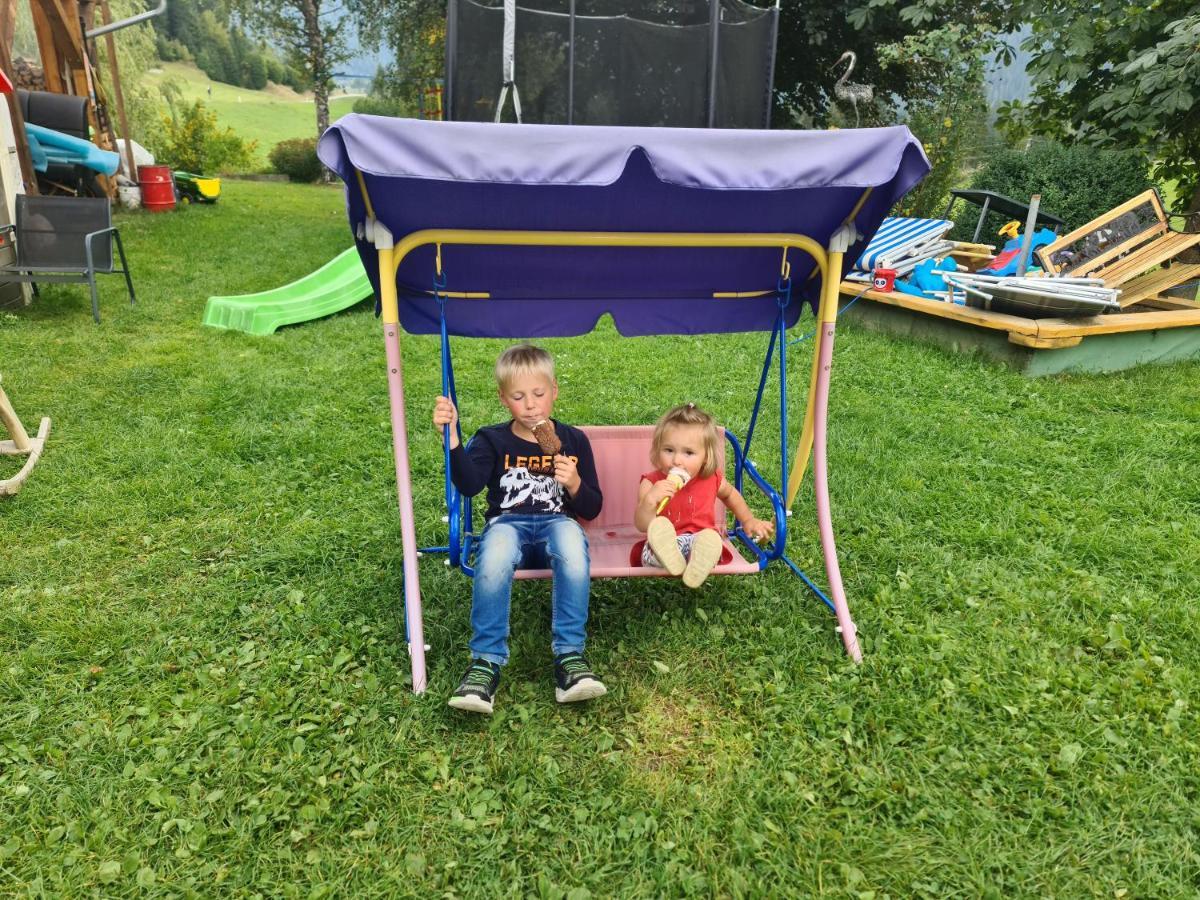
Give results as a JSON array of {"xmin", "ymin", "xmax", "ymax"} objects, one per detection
[{"xmin": 202, "ymin": 247, "xmax": 373, "ymax": 336}]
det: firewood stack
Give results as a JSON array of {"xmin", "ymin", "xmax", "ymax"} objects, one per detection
[{"xmin": 12, "ymin": 58, "xmax": 46, "ymax": 92}]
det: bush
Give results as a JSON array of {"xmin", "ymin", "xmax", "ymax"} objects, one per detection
[
  {"xmin": 352, "ymin": 95, "xmax": 411, "ymax": 118},
  {"xmin": 269, "ymin": 138, "xmax": 322, "ymax": 183},
  {"xmin": 148, "ymin": 100, "xmax": 257, "ymax": 174},
  {"xmin": 967, "ymin": 141, "xmax": 1154, "ymax": 235}
]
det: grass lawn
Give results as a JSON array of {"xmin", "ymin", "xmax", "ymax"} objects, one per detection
[
  {"xmin": 143, "ymin": 62, "xmax": 359, "ymax": 169},
  {"xmin": 2, "ymin": 180, "xmax": 1199, "ymax": 896}
]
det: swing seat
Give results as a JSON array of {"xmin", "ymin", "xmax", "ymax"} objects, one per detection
[{"xmin": 504, "ymin": 425, "xmax": 764, "ymax": 580}]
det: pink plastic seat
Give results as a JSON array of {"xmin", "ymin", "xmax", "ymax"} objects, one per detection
[{"xmin": 511, "ymin": 424, "xmax": 762, "ymax": 580}]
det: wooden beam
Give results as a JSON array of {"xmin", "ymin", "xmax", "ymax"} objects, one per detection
[
  {"xmin": 100, "ymin": 0, "xmax": 132, "ymax": 175},
  {"xmin": 843, "ymin": 279, "xmax": 1200, "ymax": 343},
  {"xmin": 30, "ymin": 1, "xmax": 66, "ymax": 92},
  {"xmin": 1116, "ymin": 263, "xmax": 1200, "ymax": 308},
  {"xmin": 1, "ymin": 0, "xmax": 18, "ymax": 53},
  {"xmin": 1007, "ymin": 332, "xmax": 1081, "ymax": 349},
  {"xmin": 1104, "ymin": 236, "xmax": 1200, "ymax": 290},
  {"xmin": 1035, "ymin": 308, "xmax": 1200, "ymax": 338},
  {"xmin": 1141, "ymin": 295, "xmax": 1200, "ymax": 312},
  {"xmin": 0, "ymin": 34, "xmax": 39, "ymax": 193},
  {"xmin": 839, "ymin": 280, "xmax": 1039, "ymax": 336}
]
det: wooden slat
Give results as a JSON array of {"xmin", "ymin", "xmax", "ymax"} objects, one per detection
[
  {"xmin": 844, "ymin": 280, "xmax": 1200, "ymax": 342},
  {"xmin": 29, "ymin": 2, "xmax": 65, "ymax": 92},
  {"xmin": 1051, "ymin": 189, "xmax": 1165, "ymax": 250},
  {"xmin": 1, "ymin": 0, "xmax": 17, "ymax": 51},
  {"xmin": 1036, "ymin": 308, "xmax": 1200, "ymax": 338},
  {"xmin": 1007, "ymin": 332, "xmax": 1082, "ymax": 349},
  {"xmin": 1116, "ymin": 263, "xmax": 1200, "ymax": 308},
  {"xmin": 840, "ymin": 281, "xmax": 1039, "ymax": 335},
  {"xmin": 101, "ymin": 1, "xmax": 136, "ymax": 179},
  {"xmin": 0, "ymin": 37, "xmax": 37, "ymax": 193},
  {"xmin": 1036, "ymin": 189, "xmax": 1166, "ymax": 275},
  {"xmin": 1102, "ymin": 233, "xmax": 1200, "ymax": 288},
  {"xmin": 1067, "ymin": 224, "xmax": 1167, "ymax": 278},
  {"xmin": 1141, "ymin": 295, "xmax": 1200, "ymax": 311}
]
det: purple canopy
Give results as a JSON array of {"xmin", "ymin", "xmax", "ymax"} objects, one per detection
[{"xmin": 318, "ymin": 116, "xmax": 930, "ymax": 337}]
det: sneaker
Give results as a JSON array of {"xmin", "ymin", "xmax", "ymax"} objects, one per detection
[
  {"xmin": 682, "ymin": 528, "xmax": 723, "ymax": 589},
  {"xmin": 554, "ymin": 653, "xmax": 607, "ymax": 703},
  {"xmin": 448, "ymin": 659, "xmax": 501, "ymax": 715},
  {"xmin": 647, "ymin": 516, "xmax": 686, "ymax": 576}
]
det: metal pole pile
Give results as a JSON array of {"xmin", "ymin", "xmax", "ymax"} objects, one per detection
[{"xmin": 932, "ymin": 270, "xmax": 1121, "ymax": 313}]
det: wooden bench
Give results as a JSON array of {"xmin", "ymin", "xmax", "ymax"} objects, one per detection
[{"xmin": 1036, "ymin": 189, "xmax": 1200, "ymax": 308}]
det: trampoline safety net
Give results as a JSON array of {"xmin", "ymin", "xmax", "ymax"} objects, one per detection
[{"xmin": 446, "ymin": 0, "xmax": 778, "ymax": 128}]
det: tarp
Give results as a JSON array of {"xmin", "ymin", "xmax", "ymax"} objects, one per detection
[{"xmin": 317, "ymin": 115, "xmax": 930, "ymax": 337}]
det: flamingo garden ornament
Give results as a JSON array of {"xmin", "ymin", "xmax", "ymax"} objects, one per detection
[{"xmin": 831, "ymin": 50, "xmax": 874, "ymax": 127}]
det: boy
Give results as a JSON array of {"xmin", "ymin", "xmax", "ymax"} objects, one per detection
[{"xmin": 432, "ymin": 343, "xmax": 606, "ymax": 714}]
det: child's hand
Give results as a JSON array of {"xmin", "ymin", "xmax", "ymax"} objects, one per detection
[
  {"xmin": 433, "ymin": 395, "xmax": 458, "ymax": 430},
  {"xmin": 553, "ymin": 454, "xmax": 581, "ymax": 495},
  {"xmin": 433, "ymin": 396, "xmax": 460, "ymax": 448},
  {"xmin": 742, "ymin": 517, "xmax": 775, "ymax": 542},
  {"xmin": 648, "ymin": 478, "xmax": 679, "ymax": 508}
]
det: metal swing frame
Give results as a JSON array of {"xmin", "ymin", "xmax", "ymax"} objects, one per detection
[
  {"xmin": 356, "ymin": 169, "xmax": 864, "ymax": 693},
  {"xmin": 426, "ymin": 264, "xmax": 800, "ymax": 578}
]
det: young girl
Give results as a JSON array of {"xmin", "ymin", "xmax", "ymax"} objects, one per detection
[{"xmin": 634, "ymin": 403, "xmax": 775, "ymax": 588}]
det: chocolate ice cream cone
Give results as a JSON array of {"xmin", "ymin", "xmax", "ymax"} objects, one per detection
[{"xmin": 531, "ymin": 419, "xmax": 562, "ymax": 455}]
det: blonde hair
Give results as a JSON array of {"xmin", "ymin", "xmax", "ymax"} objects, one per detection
[
  {"xmin": 494, "ymin": 342, "xmax": 556, "ymax": 391},
  {"xmin": 650, "ymin": 403, "xmax": 720, "ymax": 478}
]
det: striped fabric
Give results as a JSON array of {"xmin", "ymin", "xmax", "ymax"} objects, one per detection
[
  {"xmin": 844, "ymin": 240, "xmax": 955, "ymax": 282},
  {"xmin": 855, "ymin": 216, "xmax": 954, "ymax": 272}
]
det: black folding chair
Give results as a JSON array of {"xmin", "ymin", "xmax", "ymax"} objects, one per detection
[{"xmin": 0, "ymin": 195, "xmax": 135, "ymax": 323}]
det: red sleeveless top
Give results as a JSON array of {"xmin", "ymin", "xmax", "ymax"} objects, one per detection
[{"xmin": 641, "ymin": 469, "xmax": 722, "ymax": 534}]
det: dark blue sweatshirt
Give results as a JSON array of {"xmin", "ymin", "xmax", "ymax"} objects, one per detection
[{"xmin": 449, "ymin": 420, "xmax": 603, "ymax": 522}]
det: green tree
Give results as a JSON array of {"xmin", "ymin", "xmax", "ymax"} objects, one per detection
[
  {"xmin": 265, "ymin": 57, "xmax": 287, "ymax": 85},
  {"xmin": 229, "ymin": 0, "xmax": 355, "ymax": 141},
  {"xmin": 229, "ymin": 28, "xmax": 252, "ymax": 87},
  {"xmin": 91, "ymin": 0, "xmax": 162, "ymax": 149},
  {"xmin": 998, "ymin": 4, "xmax": 1200, "ymax": 212},
  {"xmin": 353, "ymin": 0, "xmax": 445, "ymax": 117},
  {"xmin": 849, "ymin": 0, "xmax": 1198, "ymax": 212},
  {"xmin": 877, "ymin": 24, "xmax": 990, "ymax": 218},
  {"xmin": 156, "ymin": 0, "xmax": 200, "ymax": 48},
  {"xmin": 245, "ymin": 52, "xmax": 269, "ymax": 90}
]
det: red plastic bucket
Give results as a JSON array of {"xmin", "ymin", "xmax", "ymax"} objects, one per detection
[
  {"xmin": 873, "ymin": 267, "xmax": 898, "ymax": 292},
  {"xmin": 138, "ymin": 165, "xmax": 175, "ymax": 213}
]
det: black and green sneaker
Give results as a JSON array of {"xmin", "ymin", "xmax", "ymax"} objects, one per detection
[
  {"xmin": 448, "ymin": 659, "xmax": 501, "ymax": 715},
  {"xmin": 554, "ymin": 653, "xmax": 607, "ymax": 704}
]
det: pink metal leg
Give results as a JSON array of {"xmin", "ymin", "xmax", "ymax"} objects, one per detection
[
  {"xmin": 812, "ymin": 322, "xmax": 862, "ymax": 663},
  {"xmin": 383, "ymin": 322, "xmax": 428, "ymax": 693}
]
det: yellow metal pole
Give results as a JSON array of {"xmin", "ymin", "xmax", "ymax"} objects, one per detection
[
  {"xmin": 783, "ymin": 189, "xmax": 870, "ymax": 511},
  {"xmin": 389, "ymin": 229, "xmax": 829, "ymax": 278},
  {"xmin": 786, "ymin": 244, "xmax": 846, "ymax": 509},
  {"xmin": 785, "ymin": 340, "xmax": 821, "ymax": 510}
]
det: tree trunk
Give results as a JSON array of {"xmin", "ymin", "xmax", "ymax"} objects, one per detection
[
  {"xmin": 301, "ymin": 0, "xmax": 327, "ymax": 139},
  {"xmin": 314, "ymin": 78, "xmax": 330, "ymax": 139},
  {"xmin": 301, "ymin": 0, "xmax": 332, "ymax": 181}
]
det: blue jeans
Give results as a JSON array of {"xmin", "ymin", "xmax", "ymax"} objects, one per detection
[{"xmin": 470, "ymin": 513, "xmax": 591, "ymax": 666}]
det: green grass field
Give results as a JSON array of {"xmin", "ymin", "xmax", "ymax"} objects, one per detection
[
  {"xmin": 2, "ymin": 181, "xmax": 1199, "ymax": 895},
  {"xmin": 143, "ymin": 62, "xmax": 359, "ymax": 168}
]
